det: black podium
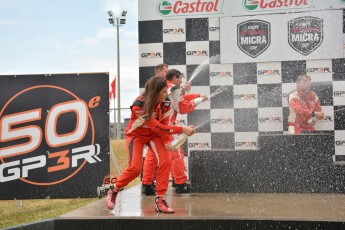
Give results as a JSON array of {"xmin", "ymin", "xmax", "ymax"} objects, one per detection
[{"xmin": 189, "ymin": 134, "xmax": 345, "ymax": 193}]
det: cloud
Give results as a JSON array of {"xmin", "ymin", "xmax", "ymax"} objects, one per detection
[{"xmin": 0, "ymin": 0, "xmax": 140, "ymax": 122}]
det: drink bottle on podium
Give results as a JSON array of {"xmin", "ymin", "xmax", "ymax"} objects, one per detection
[{"xmin": 171, "ymin": 133, "xmax": 188, "ymax": 149}]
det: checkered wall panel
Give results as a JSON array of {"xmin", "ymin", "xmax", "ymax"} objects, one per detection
[{"xmin": 138, "ymin": 15, "xmax": 345, "ymax": 167}]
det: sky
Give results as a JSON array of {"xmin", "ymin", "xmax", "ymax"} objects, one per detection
[{"xmin": 0, "ymin": 0, "xmax": 139, "ymax": 122}]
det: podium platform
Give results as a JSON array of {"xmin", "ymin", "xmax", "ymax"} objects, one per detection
[{"xmin": 54, "ymin": 184, "xmax": 345, "ymax": 230}]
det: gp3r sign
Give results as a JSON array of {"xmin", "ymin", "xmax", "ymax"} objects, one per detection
[{"xmin": 0, "ymin": 73, "xmax": 109, "ymax": 199}]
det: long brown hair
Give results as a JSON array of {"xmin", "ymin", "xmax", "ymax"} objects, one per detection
[{"xmin": 142, "ymin": 76, "xmax": 167, "ymax": 118}]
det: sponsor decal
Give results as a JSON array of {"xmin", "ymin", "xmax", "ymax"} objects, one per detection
[
  {"xmin": 336, "ymin": 141, "xmax": 345, "ymax": 146},
  {"xmin": 259, "ymin": 117, "xmax": 281, "ymax": 123},
  {"xmin": 288, "ymin": 16, "xmax": 323, "ymax": 56},
  {"xmin": 0, "ymin": 85, "xmax": 101, "ymax": 184},
  {"xmin": 257, "ymin": 70, "xmax": 280, "ymax": 75},
  {"xmin": 157, "ymin": 0, "xmax": 224, "ymax": 17},
  {"xmin": 209, "ymin": 26, "xmax": 220, "ymax": 32},
  {"xmin": 282, "ymin": 92, "xmax": 290, "ymax": 98},
  {"xmin": 210, "ymin": 72, "xmax": 232, "ymax": 77},
  {"xmin": 306, "ymin": 67, "xmax": 331, "ymax": 73},
  {"xmin": 186, "ymin": 50, "xmax": 208, "ymax": 56},
  {"xmin": 97, "ymin": 175, "xmax": 117, "ymax": 197},
  {"xmin": 141, "ymin": 52, "xmax": 162, "ymax": 58},
  {"xmin": 175, "ymin": 119, "xmax": 187, "ymax": 125},
  {"xmin": 237, "ymin": 20, "xmax": 271, "ymax": 58},
  {"xmin": 334, "ymin": 91, "xmax": 345, "ymax": 97},
  {"xmin": 157, "ymin": 0, "xmax": 173, "ymax": 15},
  {"xmin": 235, "ymin": 142, "xmax": 257, "ymax": 147},
  {"xmin": 234, "ymin": 94, "xmax": 257, "ymax": 100},
  {"xmin": 211, "ymin": 118, "xmax": 233, "ymax": 124},
  {"xmin": 163, "ymin": 28, "xmax": 185, "ymax": 34},
  {"xmin": 188, "ymin": 142, "xmax": 210, "ymax": 148},
  {"xmin": 243, "ymin": 0, "xmax": 312, "ymax": 12}
]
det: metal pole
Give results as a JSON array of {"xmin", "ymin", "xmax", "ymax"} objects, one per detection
[
  {"xmin": 113, "ymin": 100, "xmax": 116, "ymax": 140},
  {"xmin": 116, "ymin": 18, "xmax": 121, "ymax": 140}
]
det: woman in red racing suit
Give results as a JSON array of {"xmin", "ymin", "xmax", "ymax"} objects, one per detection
[{"xmin": 106, "ymin": 76, "xmax": 195, "ymax": 213}]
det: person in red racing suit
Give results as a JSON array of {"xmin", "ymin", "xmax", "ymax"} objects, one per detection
[
  {"xmin": 106, "ymin": 76, "xmax": 195, "ymax": 213},
  {"xmin": 142, "ymin": 69, "xmax": 208, "ymax": 194},
  {"xmin": 288, "ymin": 75, "xmax": 324, "ymax": 134}
]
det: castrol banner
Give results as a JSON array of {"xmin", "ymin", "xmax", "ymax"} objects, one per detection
[
  {"xmin": 220, "ymin": 10, "xmax": 343, "ymax": 63},
  {"xmin": 0, "ymin": 73, "xmax": 109, "ymax": 199},
  {"xmin": 232, "ymin": 0, "xmax": 345, "ymax": 16},
  {"xmin": 139, "ymin": 0, "xmax": 230, "ymax": 21}
]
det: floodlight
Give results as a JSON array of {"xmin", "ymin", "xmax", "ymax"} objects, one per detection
[
  {"xmin": 108, "ymin": 10, "xmax": 113, "ymax": 17},
  {"xmin": 121, "ymin": 11, "xmax": 127, "ymax": 17},
  {"xmin": 120, "ymin": 18, "xmax": 126, "ymax": 25},
  {"xmin": 108, "ymin": 18, "xmax": 114, "ymax": 24}
]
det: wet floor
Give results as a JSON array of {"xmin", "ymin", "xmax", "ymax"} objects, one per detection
[{"xmin": 59, "ymin": 184, "xmax": 345, "ymax": 221}]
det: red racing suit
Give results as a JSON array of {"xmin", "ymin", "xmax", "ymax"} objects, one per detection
[
  {"xmin": 142, "ymin": 81, "xmax": 200, "ymax": 185},
  {"xmin": 115, "ymin": 96, "xmax": 182, "ymax": 196},
  {"xmin": 288, "ymin": 90, "xmax": 322, "ymax": 134}
]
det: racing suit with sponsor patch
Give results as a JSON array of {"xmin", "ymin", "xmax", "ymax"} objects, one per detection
[
  {"xmin": 142, "ymin": 81, "xmax": 200, "ymax": 185},
  {"xmin": 115, "ymin": 96, "xmax": 182, "ymax": 196},
  {"xmin": 288, "ymin": 90, "xmax": 322, "ymax": 134}
]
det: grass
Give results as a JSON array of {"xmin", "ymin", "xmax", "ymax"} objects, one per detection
[
  {"xmin": 0, "ymin": 139, "xmax": 140, "ymax": 229},
  {"xmin": 0, "ymin": 198, "xmax": 97, "ymax": 229}
]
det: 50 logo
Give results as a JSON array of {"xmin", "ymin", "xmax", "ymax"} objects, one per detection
[{"xmin": 0, "ymin": 85, "xmax": 102, "ymax": 185}]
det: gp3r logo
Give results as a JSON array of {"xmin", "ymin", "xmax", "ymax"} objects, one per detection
[{"xmin": 0, "ymin": 85, "xmax": 102, "ymax": 184}]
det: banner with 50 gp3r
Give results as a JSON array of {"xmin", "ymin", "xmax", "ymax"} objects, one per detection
[{"xmin": 0, "ymin": 73, "xmax": 109, "ymax": 199}]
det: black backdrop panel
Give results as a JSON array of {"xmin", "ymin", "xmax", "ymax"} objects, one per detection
[{"xmin": 0, "ymin": 73, "xmax": 109, "ymax": 199}]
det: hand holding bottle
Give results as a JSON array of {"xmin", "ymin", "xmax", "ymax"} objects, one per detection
[
  {"xmin": 201, "ymin": 95, "xmax": 208, "ymax": 102},
  {"xmin": 192, "ymin": 96, "xmax": 208, "ymax": 106},
  {"xmin": 183, "ymin": 82, "xmax": 191, "ymax": 93},
  {"xmin": 315, "ymin": 111, "xmax": 324, "ymax": 120},
  {"xmin": 166, "ymin": 125, "xmax": 195, "ymax": 151},
  {"xmin": 182, "ymin": 125, "xmax": 195, "ymax": 136}
]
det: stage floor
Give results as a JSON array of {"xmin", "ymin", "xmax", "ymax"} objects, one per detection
[{"xmin": 59, "ymin": 184, "xmax": 345, "ymax": 221}]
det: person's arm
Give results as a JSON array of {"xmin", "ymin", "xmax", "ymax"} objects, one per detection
[
  {"xmin": 144, "ymin": 115, "xmax": 183, "ymax": 135},
  {"xmin": 182, "ymin": 94, "xmax": 200, "ymax": 101},
  {"xmin": 159, "ymin": 104, "xmax": 175, "ymax": 144},
  {"xmin": 129, "ymin": 105, "xmax": 183, "ymax": 135},
  {"xmin": 170, "ymin": 88, "xmax": 203, "ymax": 114}
]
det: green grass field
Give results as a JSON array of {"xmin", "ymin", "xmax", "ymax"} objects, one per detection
[{"xmin": 0, "ymin": 140, "xmax": 140, "ymax": 229}]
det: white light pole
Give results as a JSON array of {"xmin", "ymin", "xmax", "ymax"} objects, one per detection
[{"xmin": 108, "ymin": 10, "xmax": 127, "ymax": 140}]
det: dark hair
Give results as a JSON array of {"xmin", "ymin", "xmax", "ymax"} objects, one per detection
[
  {"xmin": 142, "ymin": 76, "xmax": 167, "ymax": 118},
  {"xmin": 166, "ymin": 69, "xmax": 182, "ymax": 81},
  {"xmin": 155, "ymin": 63, "xmax": 169, "ymax": 74}
]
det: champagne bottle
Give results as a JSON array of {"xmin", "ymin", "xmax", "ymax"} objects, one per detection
[{"xmin": 171, "ymin": 133, "xmax": 188, "ymax": 149}]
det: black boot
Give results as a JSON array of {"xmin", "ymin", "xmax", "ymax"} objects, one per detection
[
  {"xmin": 172, "ymin": 178, "xmax": 176, "ymax": 188},
  {"xmin": 175, "ymin": 183, "xmax": 191, "ymax": 194},
  {"xmin": 141, "ymin": 184, "xmax": 155, "ymax": 196}
]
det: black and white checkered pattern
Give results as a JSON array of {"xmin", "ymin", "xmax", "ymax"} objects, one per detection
[{"xmin": 138, "ymin": 16, "xmax": 345, "ymax": 169}]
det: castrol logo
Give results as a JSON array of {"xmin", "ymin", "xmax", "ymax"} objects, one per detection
[
  {"xmin": 157, "ymin": 0, "xmax": 224, "ymax": 16},
  {"xmin": 243, "ymin": 0, "xmax": 312, "ymax": 12}
]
